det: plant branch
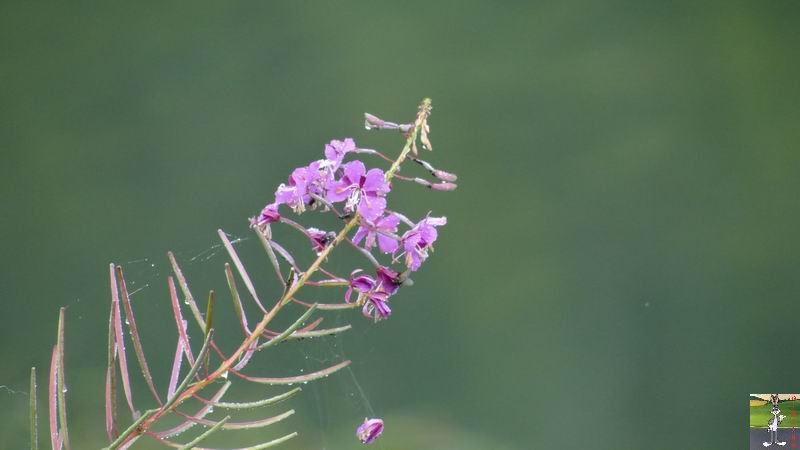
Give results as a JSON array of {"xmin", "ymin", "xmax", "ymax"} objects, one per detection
[{"xmin": 116, "ymin": 97, "xmax": 432, "ymax": 445}]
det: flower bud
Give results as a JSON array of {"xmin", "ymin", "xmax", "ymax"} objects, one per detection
[
  {"xmin": 252, "ymin": 203, "xmax": 280, "ymax": 227},
  {"xmin": 364, "ymin": 113, "xmax": 385, "ymax": 130},
  {"xmin": 431, "ymin": 182, "xmax": 457, "ymax": 191},
  {"xmin": 433, "ymin": 169, "xmax": 458, "ymax": 182}
]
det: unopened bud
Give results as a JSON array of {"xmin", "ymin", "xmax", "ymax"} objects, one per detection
[
  {"xmin": 433, "ymin": 169, "xmax": 458, "ymax": 182},
  {"xmin": 364, "ymin": 113, "xmax": 385, "ymax": 130},
  {"xmin": 364, "ymin": 113, "xmax": 408, "ymax": 132},
  {"xmin": 414, "ymin": 158, "xmax": 457, "ymax": 182},
  {"xmin": 430, "ymin": 182, "xmax": 457, "ymax": 191}
]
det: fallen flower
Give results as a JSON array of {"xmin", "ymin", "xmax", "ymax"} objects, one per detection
[{"xmin": 357, "ymin": 417, "xmax": 384, "ymax": 444}]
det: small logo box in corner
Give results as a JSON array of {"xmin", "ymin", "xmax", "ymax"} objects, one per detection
[{"xmin": 751, "ymin": 394, "xmax": 799, "ymax": 449}]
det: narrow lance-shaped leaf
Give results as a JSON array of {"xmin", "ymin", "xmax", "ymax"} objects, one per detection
[
  {"xmin": 176, "ymin": 415, "xmax": 230, "ymax": 450},
  {"xmin": 150, "ymin": 431, "xmax": 298, "ymax": 450},
  {"xmin": 167, "ymin": 338, "xmax": 184, "ymax": 399},
  {"xmin": 111, "ymin": 266, "xmax": 138, "ymax": 418},
  {"xmin": 314, "ymin": 302, "xmax": 360, "ymax": 310},
  {"xmin": 168, "ymin": 276, "xmax": 197, "ymax": 367},
  {"xmin": 175, "ymin": 408, "xmax": 294, "ymax": 431},
  {"xmin": 117, "ymin": 435, "xmax": 141, "ymax": 450},
  {"xmin": 297, "ymin": 316, "xmax": 324, "ymax": 333},
  {"xmin": 268, "ymin": 241, "xmax": 298, "ymax": 271},
  {"xmin": 224, "ymin": 263, "xmax": 280, "ymax": 339},
  {"xmin": 117, "ymin": 265, "xmax": 163, "ymax": 405},
  {"xmin": 208, "ymin": 339, "xmax": 259, "ymax": 374},
  {"xmin": 163, "ymin": 329, "xmax": 215, "ymax": 412},
  {"xmin": 30, "ymin": 367, "xmax": 38, "ymax": 450},
  {"xmin": 195, "ymin": 386, "xmax": 302, "ymax": 410},
  {"xmin": 101, "ymin": 409, "xmax": 158, "ymax": 450},
  {"xmin": 167, "ymin": 251, "xmax": 206, "ymax": 330},
  {"xmin": 106, "ymin": 264, "xmax": 118, "ymax": 442},
  {"xmin": 256, "ymin": 304, "xmax": 317, "ymax": 351},
  {"xmin": 225, "ymin": 263, "xmax": 251, "ymax": 335},
  {"xmin": 104, "ymin": 368, "xmax": 115, "ymax": 444},
  {"xmin": 286, "ymin": 324, "xmax": 352, "ymax": 341},
  {"xmin": 291, "ymin": 297, "xmax": 359, "ymax": 311},
  {"xmin": 203, "ymin": 290, "xmax": 215, "ymax": 376},
  {"xmin": 204, "ymin": 290, "xmax": 215, "ymax": 339},
  {"xmin": 234, "ymin": 359, "xmax": 351, "ymax": 385},
  {"xmin": 237, "ymin": 431, "xmax": 298, "ymax": 450},
  {"xmin": 48, "ymin": 346, "xmax": 61, "ymax": 450},
  {"xmin": 156, "ymin": 381, "xmax": 231, "ymax": 439},
  {"xmin": 56, "ymin": 307, "xmax": 70, "ymax": 450},
  {"xmin": 218, "ymin": 229, "xmax": 268, "ymax": 313},
  {"xmin": 254, "ymin": 224, "xmax": 284, "ymax": 285}
]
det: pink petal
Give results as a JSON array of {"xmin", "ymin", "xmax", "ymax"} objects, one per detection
[
  {"xmin": 342, "ymin": 160, "xmax": 366, "ymax": 183},
  {"xmin": 377, "ymin": 213, "xmax": 399, "ymax": 231},
  {"xmin": 325, "ymin": 179, "xmax": 351, "ymax": 203},
  {"xmin": 377, "ymin": 234, "xmax": 399, "ymax": 254},
  {"xmin": 352, "ymin": 226, "xmax": 368, "ymax": 246},
  {"xmin": 362, "ymin": 168, "xmax": 389, "ymax": 194},
  {"xmin": 358, "ymin": 196, "xmax": 386, "ymax": 222}
]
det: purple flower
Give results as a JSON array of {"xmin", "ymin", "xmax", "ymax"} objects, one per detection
[
  {"xmin": 375, "ymin": 266, "xmax": 402, "ymax": 295},
  {"xmin": 401, "ymin": 216, "xmax": 447, "ymax": 271},
  {"xmin": 306, "ymin": 227, "xmax": 334, "ymax": 253},
  {"xmin": 252, "ymin": 203, "xmax": 280, "ymax": 227},
  {"xmin": 274, "ymin": 161, "xmax": 324, "ymax": 214},
  {"xmin": 357, "ymin": 418, "xmax": 384, "ymax": 444},
  {"xmin": 362, "ymin": 296, "xmax": 391, "ymax": 322},
  {"xmin": 345, "ymin": 271, "xmax": 377, "ymax": 302},
  {"xmin": 345, "ymin": 270, "xmax": 392, "ymax": 322},
  {"xmin": 352, "ymin": 213, "xmax": 400, "ymax": 254},
  {"xmin": 325, "ymin": 161, "xmax": 390, "ymax": 221},
  {"xmin": 324, "ymin": 138, "xmax": 356, "ymax": 170}
]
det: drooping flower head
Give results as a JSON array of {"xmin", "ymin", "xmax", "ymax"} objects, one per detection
[
  {"xmin": 361, "ymin": 295, "xmax": 391, "ymax": 322},
  {"xmin": 357, "ymin": 418, "xmax": 384, "ymax": 444},
  {"xmin": 401, "ymin": 215, "xmax": 447, "ymax": 271},
  {"xmin": 352, "ymin": 213, "xmax": 400, "ymax": 254},
  {"xmin": 375, "ymin": 265, "xmax": 402, "ymax": 296},
  {"xmin": 326, "ymin": 161, "xmax": 390, "ymax": 221},
  {"xmin": 251, "ymin": 203, "xmax": 281, "ymax": 227},
  {"xmin": 345, "ymin": 270, "xmax": 393, "ymax": 322},
  {"xmin": 306, "ymin": 227, "xmax": 335, "ymax": 253}
]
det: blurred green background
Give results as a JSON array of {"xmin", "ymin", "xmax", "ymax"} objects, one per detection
[{"xmin": 2, "ymin": 2, "xmax": 799, "ymax": 449}]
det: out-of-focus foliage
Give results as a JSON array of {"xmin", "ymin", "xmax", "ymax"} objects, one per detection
[{"xmin": 1, "ymin": 1, "xmax": 799, "ymax": 449}]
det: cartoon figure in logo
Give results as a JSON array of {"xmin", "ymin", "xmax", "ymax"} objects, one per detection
[{"xmin": 764, "ymin": 394, "xmax": 787, "ymax": 447}]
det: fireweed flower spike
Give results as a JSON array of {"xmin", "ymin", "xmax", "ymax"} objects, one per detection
[
  {"xmin": 34, "ymin": 99, "xmax": 452, "ymax": 449},
  {"xmin": 401, "ymin": 216, "xmax": 447, "ymax": 271},
  {"xmin": 357, "ymin": 417, "xmax": 385, "ymax": 444},
  {"xmin": 325, "ymin": 160, "xmax": 390, "ymax": 221},
  {"xmin": 352, "ymin": 213, "xmax": 401, "ymax": 254}
]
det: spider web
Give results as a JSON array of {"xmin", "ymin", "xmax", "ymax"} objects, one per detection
[{"xmin": 114, "ymin": 229, "xmax": 378, "ymax": 449}]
